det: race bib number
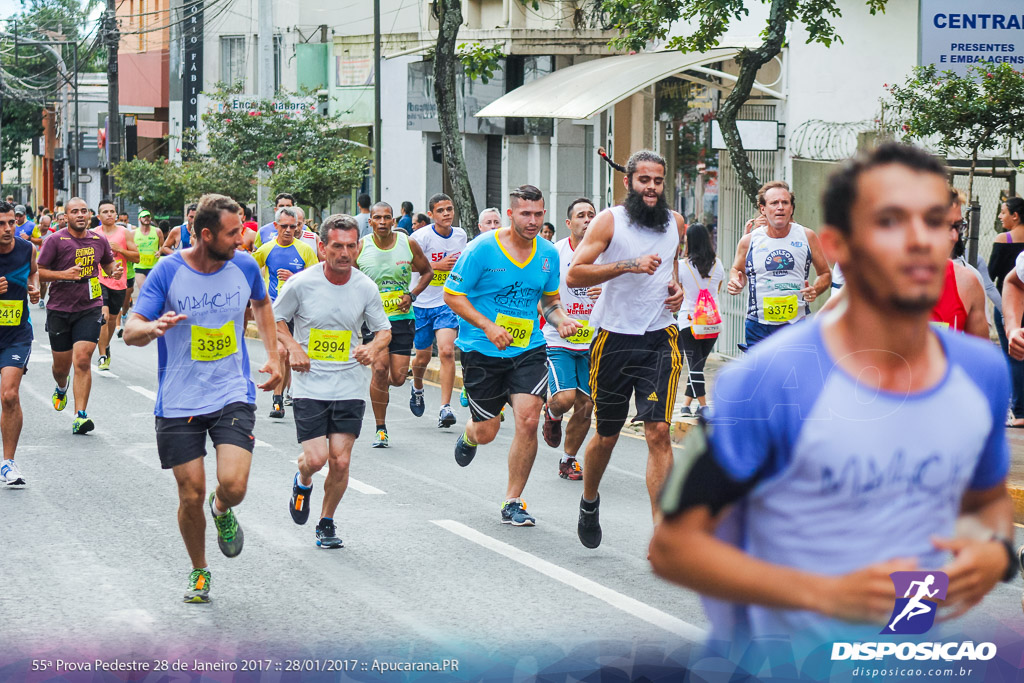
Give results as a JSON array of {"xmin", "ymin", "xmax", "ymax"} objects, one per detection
[
  {"xmin": 495, "ymin": 313, "xmax": 534, "ymax": 348},
  {"xmin": 140, "ymin": 253, "xmax": 157, "ymax": 269},
  {"xmin": 0, "ymin": 300, "xmax": 22, "ymax": 326},
  {"xmin": 763, "ymin": 294, "xmax": 798, "ymax": 323},
  {"xmin": 190, "ymin": 321, "xmax": 238, "ymax": 361},
  {"xmin": 89, "ymin": 277, "xmax": 102, "ymax": 300},
  {"xmin": 380, "ymin": 290, "xmax": 406, "ymax": 316},
  {"xmin": 930, "ymin": 320, "xmax": 951, "ymax": 331},
  {"xmin": 430, "ymin": 270, "xmax": 450, "ymax": 286},
  {"xmin": 566, "ymin": 320, "xmax": 593, "ymax": 345},
  {"xmin": 307, "ymin": 329, "xmax": 352, "ymax": 362}
]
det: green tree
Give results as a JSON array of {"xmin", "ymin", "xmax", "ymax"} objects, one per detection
[
  {"xmin": 600, "ymin": 0, "xmax": 888, "ymax": 208},
  {"xmin": 267, "ymin": 155, "xmax": 365, "ymax": 224},
  {"xmin": 110, "ymin": 157, "xmax": 254, "ymax": 216},
  {"xmin": 885, "ymin": 62, "xmax": 1024, "ymax": 210}
]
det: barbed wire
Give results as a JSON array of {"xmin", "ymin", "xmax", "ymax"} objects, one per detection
[{"xmin": 788, "ymin": 119, "xmax": 882, "ymax": 161}]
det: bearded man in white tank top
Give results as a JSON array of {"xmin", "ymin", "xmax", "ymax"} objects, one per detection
[
  {"xmin": 566, "ymin": 150, "xmax": 686, "ymax": 549},
  {"xmin": 726, "ymin": 181, "xmax": 831, "ymax": 349}
]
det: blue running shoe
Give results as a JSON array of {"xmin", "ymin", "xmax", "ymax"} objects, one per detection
[
  {"xmin": 410, "ymin": 386, "xmax": 425, "ymax": 417},
  {"xmin": 501, "ymin": 499, "xmax": 536, "ymax": 526},
  {"xmin": 454, "ymin": 433, "xmax": 477, "ymax": 467},
  {"xmin": 459, "ymin": 388, "xmax": 469, "ymax": 407}
]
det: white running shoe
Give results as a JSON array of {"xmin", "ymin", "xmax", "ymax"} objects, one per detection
[{"xmin": 1, "ymin": 459, "xmax": 25, "ymax": 487}]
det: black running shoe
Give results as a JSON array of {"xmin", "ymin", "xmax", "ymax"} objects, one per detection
[
  {"xmin": 454, "ymin": 433, "xmax": 478, "ymax": 467},
  {"xmin": 316, "ymin": 518, "xmax": 343, "ymax": 549},
  {"xmin": 578, "ymin": 495, "xmax": 602, "ymax": 549},
  {"xmin": 289, "ymin": 473, "xmax": 311, "ymax": 525}
]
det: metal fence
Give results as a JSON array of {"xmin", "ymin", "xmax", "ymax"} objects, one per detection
[
  {"xmin": 716, "ymin": 103, "xmax": 779, "ymax": 357},
  {"xmin": 951, "ymin": 173, "xmax": 1013, "ymax": 266}
]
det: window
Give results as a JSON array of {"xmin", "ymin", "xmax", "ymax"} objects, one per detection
[{"xmin": 220, "ymin": 35, "xmax": 246, "ymax": 87}]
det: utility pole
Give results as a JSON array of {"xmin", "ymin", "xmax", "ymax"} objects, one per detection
[
  {"xmin": 257, "ymin": 0, "xmax": 274, "ymax": 222},
  {"xmin": 105, "ymin": 0, "xmax": 121, "ymax": 201},
  {"xmin": 373, "ymin": 0, "xmax": 382, "ymax": 200}
]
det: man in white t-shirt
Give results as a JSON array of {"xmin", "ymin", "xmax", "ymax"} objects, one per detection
[
  {"xmin": 274, "ymin": 214, "xmax": 391, "ymax": 549},
  {"xmin": 542, "ymin": 198, "xmax": 600, "ymax": 480}
]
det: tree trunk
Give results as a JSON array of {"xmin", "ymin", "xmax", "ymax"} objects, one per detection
[
  {"xmin": 433, "ymin": 0, "xmax": 479, "ymax": 238},
  {"xmin": 715, "ymin": 0, "xmax": 787, "ymax": 210},
  {"xmin": 966, "ymin": 147, "xmax": 979, "ymax": 266}
]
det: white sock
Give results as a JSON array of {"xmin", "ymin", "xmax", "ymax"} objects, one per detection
[
  {"xmin": 211, "ymin": 495, "xmax": 227, "ymax": 516},
  {"xmin": 561, "ymin": 453, "xmax": 572, "ymax": 463}
]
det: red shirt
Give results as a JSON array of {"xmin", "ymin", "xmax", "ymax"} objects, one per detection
[{"xmin": 930, "ymin": 260, "xmax": 967, "ymax": 331}]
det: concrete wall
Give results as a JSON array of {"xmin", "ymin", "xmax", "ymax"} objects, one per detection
[{"xmin": 792, "ymin": 158, "xmax": 840, "ymax": 233}]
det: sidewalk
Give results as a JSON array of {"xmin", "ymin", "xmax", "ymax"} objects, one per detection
[{"xmin": 247, "ymin": 322, "xmax": 1024, "ymax": 523}]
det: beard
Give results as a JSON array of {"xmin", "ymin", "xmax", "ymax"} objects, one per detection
[{"xmin": 624, "ymin": 188, "xmax": 671, "ymax": 231}]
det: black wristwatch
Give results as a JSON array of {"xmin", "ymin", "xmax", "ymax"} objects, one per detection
[
  {"xmin": 994, "ymin": 535, "xmax": 1018, "ymax": 583},
  {"xmin": 407, "ymin": 292, "xmax": 417, "ymax": 302}
]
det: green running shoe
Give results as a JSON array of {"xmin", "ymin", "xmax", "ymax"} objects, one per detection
[
  {"xmin": 52, "ymin": 384, "xmax": 68, "ymax": 411},
  {"xmin": 209, "ymin": 493, "xmax": 244, "ymax": 558},
  {"xmin": 184, "ymin": 568, "xmax": 211, "ymax": 603},
  {"xmin": 72, "ymin": 414, "xmax": 94, "ymax": 435},
  {"xmin": 97, "ymin": 355, "xmax": 110, "ymax": 371}
]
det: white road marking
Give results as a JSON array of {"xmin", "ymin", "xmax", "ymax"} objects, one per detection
[
  {"xmin": 431, "ymin": 519, "xmax": 707, "ymax": 642},
  {"xmin": 289, "ymin": 459, "xmax": 385, "ymax": 495},
  {"xmin": 38, "ymin": 343, "xmax": 50, "ymax": 351},
  {"xmin": 96, "ymin": 370, "xmax": 120, "ymax": 379},
  {"xmin": 256, "ymin": 439, "xmax": 275, "ymax": 450},
  {"xmin": 127, "ymin": 385, "xmax": 157, "ymax": 401}
]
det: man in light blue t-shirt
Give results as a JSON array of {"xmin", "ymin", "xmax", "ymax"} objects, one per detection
[
  {"xmin": 650, "ymin": 143, "xmax": 1014, "ymax": 656},
  {"xmin": 443, "ymin": 184, "xmax": 580, "ymax": 527},
  {"xmin": 125, "ymin": 193, "xmax": 282, "ymax": 605}
]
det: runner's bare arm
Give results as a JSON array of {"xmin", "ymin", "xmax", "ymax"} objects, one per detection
[
  {"xmin": 251, "ymin": 294, "xmax": 283, "ymax": 390},
  {"xmin": 159, "ymin": 226, "xmax": 179, "ymax": 255},
  {"xmin": 566, "ymin": 212, "xmax": 660, "ymax": 287},
  {"xmin": 1002, "ymin": 269, "xmax": 1024, "ymax": 359},
  {"xmin": 408, "ymin": 239, "xmax": 433, "ymax": 299},
  {"xmin": 123, "ymin": 311, "xmax": 188, "ymax": 346},
  {"xmin": 726, "ymin": 234, "xmax": 752, "ymax": 295},
  {"xmin": 649, "ymin": 506, "xmax": 916, "ymax": 624},
  {"xmin": 799, "ymin": 230, "xmax": 832, "ymax": 304},
  {"xmin": 444, "ymin": 290, "xmax": 513, "ymax": 351},
  {"xmin": 122, "ymin": 230, "xmax": 141, "ymax": 264},
  {"xmin": 353, "ymin": 328, "xmax": 392, "ymax": 366},
  {"xmin": 935, "ymin": 482, "xmax": 1014, "ymax": 619},
  {"xmin": 27, "ymin": 250, "xmax": 39, "ymax": 303},
  {"xmin": 539, "ymin": 292, "xmax": 580, "ymax": 339},
  {"xmin": 276, "ymin": 319, "xmax": 309, "ymax": 373}
]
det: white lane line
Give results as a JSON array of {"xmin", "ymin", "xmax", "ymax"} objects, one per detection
[
  {"xmin": 289, "ymin": 459, "xmax": 386, "ymax": 495},
  {"xmin": 127, "ymin": 385, "xmax": 157, "ymax": 401},
  {"xmin": 256, "ymin": 438, "xmax": 275, "ymax": 450},
  {"xmin": 96, "ymin": 370, "xmax": 120, "ymax": 379},
  {"xmin": 431, "ymin": 519, "xmax": 706, "ymax": 642},
  {"xmin": 38, "ymin": 343, "xmax": 50, "ymax": 351}
]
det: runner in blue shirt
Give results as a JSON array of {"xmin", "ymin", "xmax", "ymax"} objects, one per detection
[
  {"xmin": 0, "ymin": 201, "xmax": 39, "ymax": 488},
  {"xmin": 125, "ymin": 193, "xmax": 282, "ymax": 605},
  {"xmin": 650, "ymin": 143, "xmax": 1014, "ymax": 656},
  {"xmin": 443, "ymin": 184, "xmax": 579, "ymax": 526},
  {"xmin": 252, "ymin": 192, "xmax": 295, "ymax": 250}
]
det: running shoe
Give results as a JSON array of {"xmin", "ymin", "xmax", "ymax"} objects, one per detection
[
  {"xmin": 1, "ymin": 459, "xmax": 25, "ymax": 487},
  {"xmin": 438, "ymin": 404, "xmax": 456, "ymax": 428},
  {"xmin": 459, "ymin": 387, "xmax": 469, "ymax": 407},
  {"xmin": 284, "ymin": 389, "xmax": 293, "ymax": 406},
  {"xmin": 558, "ymin": 457, "xmax": 582, "ymax": 481},
  {"xmin": 97, "ymin": 355, "xmax": 110, "ymax": 371},
  {"xmin": 500, "ymin": 407, "xmax": 505, "ymax": 422},
  {"xmin": 289, "ymin": 473, "xmax": 311, "ymax": 525},
  {"xmin": 696, "ymin": 405, "xmax": 711, "ymax": 421},
  {"xmin": 184, "ymin": 568, "xmax": 211, "ymax": 603},
  {"xmin": 577, "ymin": 495, "xmax": 602, "ymax": 548},
  {"xmin": 52, "ymin": 383, "xmax": 68, "ymax": 412},
  {"xmin": 209, "ymin": 493, "xmax": 244, "ymax": 558},
  {"xmin": 542, "ymin": 405, "xmax": 562, "ymax": 448},
  {"xmin": 372, "ymin": 428, "xmax": 389, "ymax": 448},
  {"xmin": 501, "ymin": 499, "xmax": 536, "ymax": 526},
  {"xmin": 37, "ymin": 299, "xmax": 44, "ymax": 309},
  {"xmin": 678, "ymin": 405, "xmax": 693, "ymax": 418},
  {"xmin": 269, "ymin": 397, "xmax": 285, "ymax": 419},
  {"xmin": 410, "ymin": 386, "xmax": 425, "ymax": 417},
  {"xmin": 1017, "ymin": 544, "xmax": 1024, "ymax": 582},
  {"xmin": 316, "ymin": 518, "xmax": 343, "ymax": 549},
  {"xmin": 454, "ymin": 433, "xmax": 477, "ymax": 467},
  {"xmin": 72, "ymin": 414, "xmax": 94, "ymax": 435}
]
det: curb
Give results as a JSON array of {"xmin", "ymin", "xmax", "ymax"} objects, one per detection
[{"xmin": 1009, "ymin": 486, "xmax": 1024, "ymax": 526}]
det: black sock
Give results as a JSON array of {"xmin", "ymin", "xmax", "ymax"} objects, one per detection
[
  {"xmin": 377, "ymin": 424, "xmax": 386, "ymax": 432},
  {"xmin": 581, "ymin": 495, "xmax": 599, "ymax": 511}
]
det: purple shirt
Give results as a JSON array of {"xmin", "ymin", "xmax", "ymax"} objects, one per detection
[{"xmin": 38, "ymin": 228, "xmax": 114, "ymax": 312}]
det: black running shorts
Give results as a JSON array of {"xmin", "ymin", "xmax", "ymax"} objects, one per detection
[
  {"xmin": 293, "ymin": 398, "xmax": 365, "ymax": 442},
  {"xmin": 101, "ymin": 285, "xmax": 126, "ymax": 314},
  {"xmin": 362, "ymin": 318, "xmax": 414, "ymax": 357},
  {"xmin": 45, "ymin": 308, "xmax": 104, "ymax": 352},
  {"xmin": 154, "ymin": 402, "xmax": 257, "ymax": 469},
  {"xmin": 590, "ymin": 326, "xmax": 682, "ymax": 436},
  {"xmin": 461, "ymin": 346, "xmax": 547, "ymax": 422}
]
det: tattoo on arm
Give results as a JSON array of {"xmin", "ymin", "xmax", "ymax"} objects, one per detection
[
  {"xmin": 542, "ymin": 304, "xmax": 560, "ymax": 319},
  {"xmin": 615, "ymin": 258, "xmax": 639, "ymax": 272}
]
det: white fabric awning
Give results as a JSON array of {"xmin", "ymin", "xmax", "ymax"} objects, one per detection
[{"xmin": 475, "ymin": 48, "xmax": 742, "ymax": 120}]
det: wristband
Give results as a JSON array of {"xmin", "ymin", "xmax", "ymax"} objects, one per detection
[{"xmin": 992, "ymin": 535, "xmax": 1018, "ymax": 583}]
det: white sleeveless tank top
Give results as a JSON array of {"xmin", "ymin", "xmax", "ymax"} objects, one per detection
[
  {"xmin": 745, "ymin": 222, "xmax": 812, "ymax": 325},
  {"xmin": 589, "ymin": 205, "xmax": 679, "ymax": 334}
]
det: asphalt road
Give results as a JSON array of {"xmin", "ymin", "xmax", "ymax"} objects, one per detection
[{"xmin": 3, "ymin": 312, "xmax": 1024, "ymax": 680}]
